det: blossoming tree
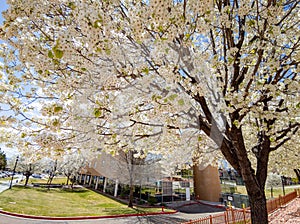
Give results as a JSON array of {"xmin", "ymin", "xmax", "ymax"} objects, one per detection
[{"xmin": 1, "ymin": 0, "xmax": 299, "ymax": 223}]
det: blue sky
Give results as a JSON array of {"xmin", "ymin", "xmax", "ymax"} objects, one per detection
[{"xmin": 0, "ymin": 1, "xmax": 8, "ymax": 25}]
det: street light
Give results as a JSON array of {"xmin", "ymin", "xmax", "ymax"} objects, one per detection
[
  {"xmin": 9, "ymin": 155, "xmax": 19, "ymax": 189},
  {"xmin": 281, "ymin": 175, "xmax": 286, "ymax": 196}
]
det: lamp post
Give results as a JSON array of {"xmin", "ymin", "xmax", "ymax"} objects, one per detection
[
  {"xmin": 9, "ymin": 155, "xmax": 19, "ymax": 189},
  {"xmin": 281, "ymin": 175, "xmax": 286, "ymax": 196}
]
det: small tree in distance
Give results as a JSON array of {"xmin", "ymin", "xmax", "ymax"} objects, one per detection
[
  {"xmin": 0, "ymin": 149, "xmax": 7, "ymax": 170},
  {"xmin": 16, "ymin": 155, "xmax": 44, "ymax": 187},
  {"xmin": 266, "ymin": 173, "xmax": 282, "ymax": 198},
  {"xmin": 59, "ymin": 152, "xmax": 87, "ymax": 188}
]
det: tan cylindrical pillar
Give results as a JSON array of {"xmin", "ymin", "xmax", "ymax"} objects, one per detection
[{"xmin": 193, "ymin": 165, "xmax": 221, "ymax": 202}]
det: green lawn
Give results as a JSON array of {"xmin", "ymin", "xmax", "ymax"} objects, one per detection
[
  {"xmin": 26, "ymin": 177, "xmax": 68, "ymax": 185},
  {"xmin": 0, "ymin": 176, "xmax": 17, "ymax": 183},
  {"xmin": 0, "ymin": 176, "xmax": 67, "ymax": 185},
  {"xmin": 0, "ymin": 186, "xmax": 171, "ymax": 217},
  {"xmin": 222, "ymin": 184, "xmax": 299, "ymax": 199}
]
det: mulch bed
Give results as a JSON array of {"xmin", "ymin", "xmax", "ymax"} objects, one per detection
[{"xmin": 268, "ymin": 197, "xmax": 300, "ymax": 223}]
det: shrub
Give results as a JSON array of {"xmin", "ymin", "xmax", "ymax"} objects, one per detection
[{"xmin": 147, "ymin": 196, "xmax": 157, "ymax": 205}]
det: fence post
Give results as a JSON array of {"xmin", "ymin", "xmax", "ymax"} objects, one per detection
[
  {"xmin": 224, "ymin": 210, "xmax": 228, "ymax": 224},
  {"xmin": 231, "ymin": 208, "xmax": 236, "ymax": 224},
  {"xmin": 279, "ymin": 195, "xmax": 282, "ymax": 206},
  {"xmin": 243, "ymin": 206, "xmax": 246, "ymax": 223},
  {"xmin": 209, "ymin": 215, "xmax": 213, "ymax": 224}
]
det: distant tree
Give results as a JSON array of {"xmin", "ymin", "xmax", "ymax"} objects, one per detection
[
  {"xmin": 23, "ymin": 164, "xmax": 33, "ymax": 186},
  {"xmin": 266, "ymin": 173, "xmax": 282, "ymax": 198},
  {"xmin": 59, "ymin": 152, "xmax": 87, "ymax": 187},
  {"xmin": 294, "ymin": 169, "xmax": 300, "ymax": 183},
  {"xmin": 46, "ymin": 159, "xmax": 58, "ymax": 189},
  {"xmin": 17, "ymin": 156, "xmax": 44, "ymax": 187},
  {"xmin": 96, "ymin": 150, "xmax": 161, "ymax": 208},
  {"xmin": 0, "ymin": 149, "xmax": 7, "ymax": 170},
  {"xmin": 119, "ymin": 150, "xmax": 145, "ymax": 208}
]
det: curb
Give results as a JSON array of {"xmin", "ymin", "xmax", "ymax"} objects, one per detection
[
  {"xmin": 0, "ymin": 209, "xmax": 177, "ymax": 221},
  {"xmin": 173, "ymin": 200, "xmax": 226, "ymax": 210},
  {"xmin": 197, "ymin": 200, "xmax": 226, "ymax": 209}
]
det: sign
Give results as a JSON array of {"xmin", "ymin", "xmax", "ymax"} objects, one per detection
[{"xmin": 227, "ymin": 196, "xmax": 233, "ymax": 201}]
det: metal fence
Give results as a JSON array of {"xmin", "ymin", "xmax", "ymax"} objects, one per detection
[
  {"xmin": 267, "ymin": 190, "xmax": 298, "ymax": 214},
  {"xmin": 182, "ymin": 189, "xmax": 299, "ymax": 224},
  {"xmin": 182, "ymin": 207, "xmax": 251, "ymax": 224}
]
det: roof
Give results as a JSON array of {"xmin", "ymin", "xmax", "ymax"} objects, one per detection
[{"xmin": 79, "ymin": 166, "xmax": 103, "ymax": 176}]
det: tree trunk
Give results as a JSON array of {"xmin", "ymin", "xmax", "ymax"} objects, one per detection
[
  {"xmin": 71, "ymin": 176, "xmax": 76, "ymax": 189},
  {"xmin": 238, "ymin": 163, "xmax": 269, "ymax": 224},
  {"xmin": 238, "ymin": 155, "xmax": 269, "ymax": 224},
  {"xmin": 47, "ymin": 174, "xmax": 54, "ymax": 190},
  {"xmin": 128, "ymin": 184, "xmax": 134, "ymax": 208},
  {"xmin": 271, "ymin": 186, "xmax": 273, "ymax": 198},
  {"xmin": 24, "ymin": 174, "xmax": 30, "ymax": 187},
  {"xmin": 219, "ymin": 127, "xmax": 270, "ymax": 224},
  {"xmin": 294, "ymin": 169, "xmax": 300, "ymax": 182},
  {"xmin": 24, "ymin": 164, "xmax": 32, "ymax": 187},
  {"xmin": 248, "ymin": 190, "xmax": 268, "ymax": 224}
]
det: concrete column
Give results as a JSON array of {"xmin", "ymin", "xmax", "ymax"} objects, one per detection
[
  {"xmin": 79, "ymin": 174, "xmax": 82, "ymax": 184},
  {"xmin": 83, "ymin": 175, "xmax": 87, "ymax": 185},
  {"xmin": 103, "ymin": 177, "xmax": 107, "ymax": 193},
  {"xmin": 89, "ymin": 175, "xmax": 92, "ymax": 186},
  {"xmin": 193, "ymin": 165, "xmax": 221, "ymax": 202},
  {"xmin": 95, "ymin": 176, "xmax": 99, "ymax": 189},
  {"xmin": 114, "ymin": 179, "xmax": 119, "ymax": 197}
]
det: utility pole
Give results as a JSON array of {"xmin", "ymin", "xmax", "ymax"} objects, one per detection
[{"xmin": 9, "ymin": 155, "xmax": 19, "ymax": 189}]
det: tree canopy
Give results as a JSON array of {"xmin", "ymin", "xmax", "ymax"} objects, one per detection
[
  {"xmin": 0, "ymin": 1, "xmax": 299, "ymax": 223},
  {"xmin": 0, "ymin": 148, "xmax": 7, "ymax": 170}
]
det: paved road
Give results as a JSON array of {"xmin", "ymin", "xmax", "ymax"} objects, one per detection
[
  {"xmin": 0, "ymin": 212, "xmax": 220, "ymax": 224},
  {"xmin": 0, "ymin": 201, "xmax": 225, "ymax": 224},
  {"xmin": 0, "ymin": 175, "xmax": 23, "ymax": 193}
]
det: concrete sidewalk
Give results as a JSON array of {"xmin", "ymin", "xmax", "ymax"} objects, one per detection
[{"xmin": 0, "ymin": 175, "xmax": 23, "ymax": 193}]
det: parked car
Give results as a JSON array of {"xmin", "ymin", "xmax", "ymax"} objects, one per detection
[
  {"xmin": 0, "ymin": 172, "xmax": 6, "ymax": 178},
  {"xmin": 32, "ymin": 174, "xmax": 42, "ymax": 179}
]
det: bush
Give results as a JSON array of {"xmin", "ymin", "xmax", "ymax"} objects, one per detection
[
  {"xmin": 230, "ymin": 186, "xmax": 237, "ymax": 193},
  {"xmin": 147, "ymin": 196, "xmax": 157, "ymax": 205}
]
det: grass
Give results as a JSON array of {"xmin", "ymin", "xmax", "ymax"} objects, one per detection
[
  {"xmin": 264, "ymin": 187, "xmax": 298, "ymax": 199},
  {"xmin": 0, "ymin": 176, "xmax": 67, "ymax": 185},
  {"xmin": 0, "ymin": 176, "xmax": 17, "ymax": 182},
  {"xmin": 222, "ymin": 183, "xmax": 299, "ymax": 199},
  {"xmin": 27, "ymin": 177, "xmax": 68, "ymax": 185},
  {"xmin": 0, "ymin": 186, "xmax": 171, "ymax": 217}
]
